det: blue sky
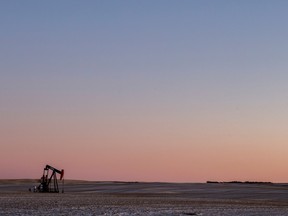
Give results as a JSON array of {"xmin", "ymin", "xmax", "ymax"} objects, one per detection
[{"xmin": 1, "ymin": 1, "xmax": 288, "ymax": 181}]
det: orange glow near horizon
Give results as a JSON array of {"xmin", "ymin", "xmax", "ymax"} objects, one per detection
[{"xmin": 2, "ymin": 109, "xmax": 288, "ymax": 182}]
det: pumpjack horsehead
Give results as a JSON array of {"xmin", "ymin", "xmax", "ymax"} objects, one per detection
[{"xmin": 38, "ymin": 164, "xmax": 64, "ymax": 193}]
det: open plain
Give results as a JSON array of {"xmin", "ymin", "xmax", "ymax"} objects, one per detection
[{"xmin": 1, "ymin": 180, "xmax": 288, "ymax": 215}]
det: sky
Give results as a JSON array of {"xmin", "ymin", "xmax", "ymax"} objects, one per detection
[{"xmin": 1, "ymin": 0, "xmax": 288, "ymax": 182}]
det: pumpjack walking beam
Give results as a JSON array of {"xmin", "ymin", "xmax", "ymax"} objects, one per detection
[{"xmin": 38, "ymin": 164, "xmax": 64, "ymax": 193}]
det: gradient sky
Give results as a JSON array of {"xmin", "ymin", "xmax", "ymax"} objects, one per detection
[{"xmin": 1, "ymin": 1, "xmax": 288, "ymax": 182}]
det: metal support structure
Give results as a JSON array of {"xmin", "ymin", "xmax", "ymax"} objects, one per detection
[{"xmin": 38, "ymin": 165, "xmax": 64, "ymax": 193}]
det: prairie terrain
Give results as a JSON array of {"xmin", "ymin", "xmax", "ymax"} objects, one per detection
[{"xmin": 1, "ymin": 180, "xmax": 288, "ymax": 215}]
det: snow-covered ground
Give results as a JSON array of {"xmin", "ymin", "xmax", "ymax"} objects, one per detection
[{"xmin": 1, "ymin": 180, "xmax": 288, "ymax": 215}]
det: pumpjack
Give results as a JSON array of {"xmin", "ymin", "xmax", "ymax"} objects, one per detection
[{"xmin": 38, "ymin": 165, "xmax": 64, "ymax": 193}]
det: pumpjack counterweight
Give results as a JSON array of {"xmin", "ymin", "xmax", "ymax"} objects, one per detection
[{"xmin": 38, "ymin": 165, "xmax": 64, "ymax": 193}]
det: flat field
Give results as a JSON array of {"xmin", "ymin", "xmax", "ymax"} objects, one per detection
[{"xmin": 1, "ymin": 180, "xmax": 288, "ymax": 215}]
